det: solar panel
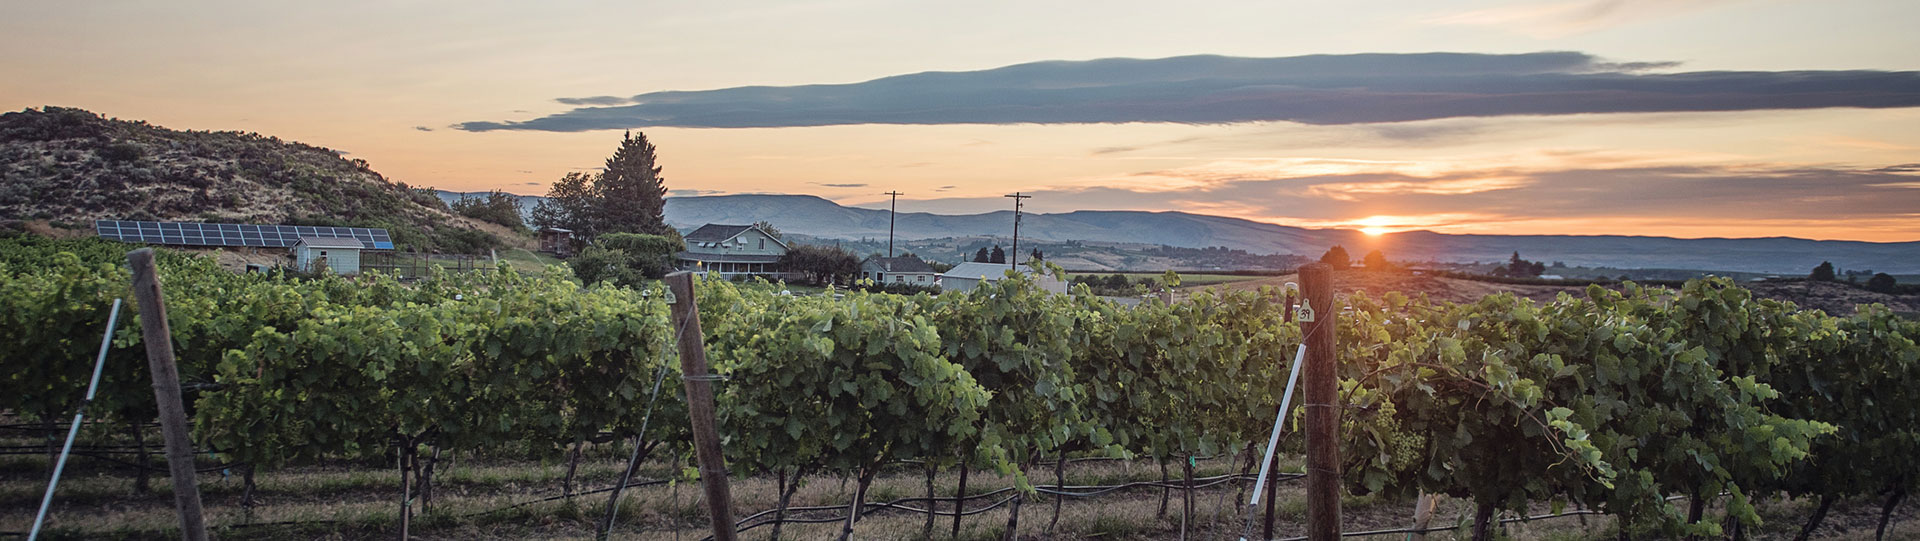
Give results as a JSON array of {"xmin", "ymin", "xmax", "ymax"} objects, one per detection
[{"xmin": 95, "ymin": 220, "xmax": 395, "ymax": 250}]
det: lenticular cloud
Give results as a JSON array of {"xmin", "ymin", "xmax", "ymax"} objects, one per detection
[{"xmin": 457, "ymin": 52, "xmax": 1920, "ymax": 132}]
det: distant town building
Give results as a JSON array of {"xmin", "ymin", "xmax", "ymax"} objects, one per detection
[
  {"xmin": 938, "ymin": 261, "xmax": 1068, "ymax": 294},
  {"xmin": 294, "ymin": 237, "xmax": 364, "ymax": 274},
  {"xmin": 1538, "ymin": 274, "xmax": 1564, "ymax": 280},
  {"xmin": 676, "ymin": 223, "xmax": 788, "ymax": 278},
  {"xmin": 537, "ymin": 227, "xmax": 574, "ymax": 257},
  {"xmin": 861, "ymin": 256, "xmax": 937, "ymax": 286}
]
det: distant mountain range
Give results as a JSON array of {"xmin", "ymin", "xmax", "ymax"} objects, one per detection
[
  {"xmin": 22, "ymin": 106, "xmax": 1895, "ymax": 275},
  {"xmin": 649, "ymin": 194, "xmax": 1919, "ymax": 275}
]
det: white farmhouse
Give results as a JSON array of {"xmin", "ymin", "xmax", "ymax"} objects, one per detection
[{"xmin": 675, "ymin": 224, "xmax": 788, "ymax": 278}]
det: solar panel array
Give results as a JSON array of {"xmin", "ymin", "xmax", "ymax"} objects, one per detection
[{"xmin": 94, "ymin": 220, "xmax": 395, "ymax": 250}]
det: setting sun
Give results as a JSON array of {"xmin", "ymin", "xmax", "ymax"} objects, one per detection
[{"xmin": 1360, "ymin": 227, "xmax": 1388, "ymax": 236}]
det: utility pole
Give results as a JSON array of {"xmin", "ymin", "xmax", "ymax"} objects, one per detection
[
  {"xmin": 1004, "ymin": 192, "xmax": 1030, "ymax": 267},
  {"xmin": 884, "ymin": 191, "xmax": 903, "ymax": 258}
]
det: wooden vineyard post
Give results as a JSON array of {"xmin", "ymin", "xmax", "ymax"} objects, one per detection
[
  {"xmin": 664, "ymin": 272, "xmax": 737, "ymax": 541},
  {"xmin": 127, "ymin": 249, "xmax": 209, "ymax": 541},
  {"xmin": 1300, "ymin": 263, "xmax": 1340, "ymax": 541}
]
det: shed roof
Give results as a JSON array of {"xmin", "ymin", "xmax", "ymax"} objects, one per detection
[
  {"xmin": 295, "ymin": 237, "xmax": 365, "ymax": 249},
  {"xmin": 865, "ymin": 256, "xmax": 935, "ymax": 273},
  {"xmin": 940, "ymin": 261, "xmax": 1039, "ymax": 280}
]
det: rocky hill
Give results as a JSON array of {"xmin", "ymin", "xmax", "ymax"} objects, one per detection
[{"xmin": 0, "ymin": 106, "xmax": 513, "ymax": 252}]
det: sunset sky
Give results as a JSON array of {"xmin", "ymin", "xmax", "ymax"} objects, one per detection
[{"xmin": 4, "ymin": 0, "xmax": 1918, "ymax": 241}]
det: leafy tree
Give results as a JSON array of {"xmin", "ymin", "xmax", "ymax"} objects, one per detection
[
  {"xmin": 596, "ymin": 131, "xmax": 671, "ymax": 236},
  {"xmin": 1320, "ymin": 245, "xmax": 1350, "ymax": 269},
  {"xmin": 780, "ymin": 244, "xmax": 860, "ymax": 286},
  {"xmin": 1810, "ymin": 261, "xmax": 1836, "ymax": 282},
  {"xmin": 1030, "ymin": 248, "xmax": 1044, "ymax": 262},
  {"xmin": 753, "ymin": 220, "xmax": 782, "ymax": 240},
  {"xmin": 1363, "ymin": 249, "xmax": 1390, "ymax": 271},
  {"xmin": 1866, "ymin": 272, "xmax": 1897, "ymax": 293},
  {"xmin": 1504, "ymin": 252, "xmax": 1544, "ymax": 278},
  {"xmin": 450, "ymin": 190, "xmax": 526, "ymax": 231},
  {"xmin": 989, "ymin": 245, "xmax": 1006, "ymax": 264},
  {"xmin": 597, "ymin": 232, "xmax": 685, "ymax": 279},
  {"xmin": 530, "ymin": 172, "xmax": 597, "ymax": 235},
  {"xmin": 569, "ymin": 246, "xmax": 639, "ymax": 287},
  {"xmin": 973, "ymin": 247, "xmax": 990, "ymax": 263}
]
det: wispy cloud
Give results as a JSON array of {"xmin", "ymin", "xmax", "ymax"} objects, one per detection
[
  {"xmin": 457, "ymin": 52, "xmax": 1920, "ymax": 132},
  {"xmin": 1426, "ymin": 0, "xmax": 1741, "ymax": 38},
  {"xmin": 670, "ymin": 189, "xmax": 727, "ymax": 197},
  {"xmin": 413, "ymin": 126, "xmax": 434, "ymax": 132},
  {"xmin": 812, "ymin": 182, "xmax": 869, "ymax": 188},
  {"xmin": 555, "ymin": 96, "xmax": 637, "ymax": 106}
]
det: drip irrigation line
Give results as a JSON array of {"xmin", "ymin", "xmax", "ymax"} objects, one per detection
[
  {"xmin": 696, "ymin": 471, "xmax": 1299, "ymax": 541},
  {"xmin": 458, "ymin": 478, "xmax": 671, "ymax": 519}
]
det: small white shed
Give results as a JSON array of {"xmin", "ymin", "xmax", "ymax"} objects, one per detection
[
  {"xmin": 294, "ymin": 237, "xmax": 364, "ymax": 274},
  {"xmin": 937, "ymin": 262, "xmax": 1068, "ymax": 294}
]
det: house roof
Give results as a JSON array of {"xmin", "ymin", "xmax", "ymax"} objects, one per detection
[
  {"xmin": 676, "ymin": 252, "xmax": 784, "ymax": 264},
  {"xmin": 682, "ymin": 223, "xmax": 791, "ymax": 250},
  {"xmin": 865, "ymin": 256, "xmax": 935, "ymax": 274},
  {"xmin": 684, "ymin": 224, "xmax": 756, "ymax": 242},
  {"xmin": 940, "ymin": 261, "xmax": 1038, "ymax": 280},
  {"xmin": 295, "ymin": 237, "xmax": 365, "ymax": 249}
]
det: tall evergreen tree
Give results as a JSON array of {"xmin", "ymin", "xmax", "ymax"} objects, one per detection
[
  {"xmin": 1030, "ymin": 248, "xmax": 1044, "ymax": 262},
  {"xmin": 989, "ymin": 245, "xmax": 1006, "ymax": 264},
  {"xmin": 597, "ymin": 130, "xmax": 671, "ymax": 236},
  {"xmin": 973, "ymin": 247, "xmax": 990, "ymax": 262}
]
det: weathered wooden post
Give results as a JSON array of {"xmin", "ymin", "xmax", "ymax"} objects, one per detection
[
  {"xmin": 127, "ymin": 248, "xmax": 209, "ymax": 541},
  {"xmin": 664, "ymin": 272, "xmax": 737, "ymax": 541},
  {"xmin": 1300, "ymin": 263, "xmax": 1340, "ymax": 540}
]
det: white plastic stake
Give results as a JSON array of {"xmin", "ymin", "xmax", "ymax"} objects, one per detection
[
  {"xmin": 29, "ymin": 298, "xmax": 123, "ymax": 541},
  {"xmin": 1249, "ymin": 340, "xmax": 1308, "ymax": 505}
]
